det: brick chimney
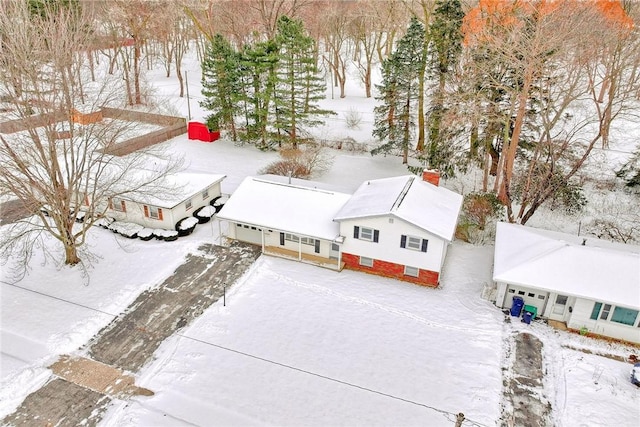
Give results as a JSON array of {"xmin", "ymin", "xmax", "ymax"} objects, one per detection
[{"xmin": 422, "ymin": 169, "xmax": 440, "ymax": 186}]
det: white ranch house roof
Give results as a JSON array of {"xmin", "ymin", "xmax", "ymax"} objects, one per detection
[
  {"xmin": 132, "ymin": 172, "xmax": 226, "ymax": 209},
  {"xmin": 216, "ymin": 176, "xmax": 352, "ymax": 241},
  {"xmin": 333, "ymin": 175, "xmax": 463, "ymax": 241},
  {"xmin": 493, "ymin": 222, "xmax": 640, "ymax": 309}
]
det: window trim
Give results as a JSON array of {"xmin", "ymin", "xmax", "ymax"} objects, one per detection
[
  {"xmin": 144, "ymin": 205, "xmax": 163, "ymax": 220},
  {"xmin": 354, "ymin": 226, "xmax": 379, "ymax": 242},
  {"xmin": 185, "ymin": 198, "xmax": 193, "ymax": 211},
  {"xmin": 359, "ymin": 256, "xmax": 373, "ymax": 267},
  {"xmin": 404, "ymin": 265, "xmax": 419, "ymax": 277},
  {"xmin": 202, "ymin": 189, "xmax": 209, "ymax": 200},
  {"xmin": 400, "ymin": 234, "xmax": 428, "ymax": 252},
  {"xmin": 110, "ymin": 197, "xmax": 126, "ymax": 212}
]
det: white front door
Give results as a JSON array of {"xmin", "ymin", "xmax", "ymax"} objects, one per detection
[
  {"xmin": 329, "ymin": 243, "xmax": 339, "ymax": 260},
  {"xmin": 550, "ymin": 294, "xmax": 569, "ymax": 320}
]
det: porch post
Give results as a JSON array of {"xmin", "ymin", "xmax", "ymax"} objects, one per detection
[{"xmin": 298, "ymin": 239, "xmax": 302, "ymax": 260}]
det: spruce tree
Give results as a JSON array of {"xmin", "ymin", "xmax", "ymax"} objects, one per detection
[
  {"xmin": 239, "ymin": 40, "xmax": 279, "ymax": 148},
  {"xmin": 273, "ymin": 15, "xmax": 334, "ymax": 149},
  {"xmin": 372, "ymin": 16, "xmax": 425, "ymax": 164},
  {"xmin": 200, "ymin": 34, "xmax": 241, "ymax": 139},
  {"xmin": 426, "ymin": 0, "xmax": 464, "ymax": 176}
]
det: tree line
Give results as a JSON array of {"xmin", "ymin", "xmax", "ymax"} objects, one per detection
[{"xmin": 1, "ymin": 0, "xmax": 640, "ymax": 270}]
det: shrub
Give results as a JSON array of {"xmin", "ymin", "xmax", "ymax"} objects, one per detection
[
  {"xmin": 175, "ymin": 216, "xmax": 198, "ymax": 236},
  {"xmin": 259, "ymin": 145, "xmax": 333, "ymax": 179},
  {"xmin": 138, "ymin": 228, "xmax": 155, "ymax": 241},
  {"xmin": 193, "ymin": 205, "xmax": 216, "ymax": 223},
  {"xmin": 344, "ymin": 108, "xmax": 362, "ymax": 129},
  {"xmin": 456, "ymin": 192, "xmax": 504, "ymax": 243},
  {"xmin": 154, "ymin": 229, "xmax": 179, "ymax": 241},
  {"xmin": 108, "ymin": 221, "xmax": 143, "ymax": 238}
]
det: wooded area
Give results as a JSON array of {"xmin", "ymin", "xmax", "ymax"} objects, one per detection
[{"xmin": 1, "ymin": 0, "xmax": 639, "ymax": 268}]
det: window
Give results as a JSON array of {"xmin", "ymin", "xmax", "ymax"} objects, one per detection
[
  {"xmin": 202, "ymin": 189, "xmax": 209, "ymax": 200},
  {"xmin": 110, "ymin": 197, "xmax": 126, "ymax": 212},
  {"xmin": 537, "ymin": 295, "xmax": 545, "ymax": 300},
  {"xmin": 359, "ymin": 256, "xmax": 373, "ymax": 267},
  {"xmin": 508, "ymin": 289, "xmax": 515, "ymax": 294},
  {"xmin": 528, "ymin": 293, "xmax": 535, "ymax": 298},
  {"xmin": 185, "ymin": 198, "xmax": 193, "ymax": 211},
  {"xmin": 400, "ymin": 235, "xmax": 428, "ymax": 252},
  {"xmin": 404, "ymin": 266, "xmax": 419, "ymax": 277},
  {"xmin": 517, "ymin": 290, "xmax": 525, "ymax": 295},
  {"xmin": 555, "ymin": 295, "xmax": 568, "ymax": 305},
  {"xmin": 144, "ymin": 205, "xmax": 163, "ymax": 220},
  {"xmin": 284, "ymin": 233, "xmax": 317, "ymax": 246},
  {"xmin": 611, "ymin": 307, "xmax": 639, "ymax": 326},
  {"xmin": 354, "ymin": 226, "xmax": 379, "ymax": 242},
  {"xmin": 600, "ymin": 304, "xmax": 612, "ymax": 320},
  {"xmin": 590, "ymin": 302, "xmax": 602, "ymax": 320}
]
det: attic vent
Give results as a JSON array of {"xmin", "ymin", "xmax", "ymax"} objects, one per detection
[{"xmin": 389, "ymin": 218, "xmax": 394, "ymax": 224}]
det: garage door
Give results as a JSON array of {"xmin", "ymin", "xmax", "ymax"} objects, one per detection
[
  {"xmin": 235, "ymin": 223, "xmax": 262, "ymax": 245},
  {"xmin": 506, "ymin": 285, "xmax": 548, "ymax": 312}
]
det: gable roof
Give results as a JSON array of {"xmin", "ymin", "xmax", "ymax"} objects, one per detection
[
  {"xmin": 216, "ymin": 176, "xmax": 352, "ymax": 241},
  {"xmin": 128, "ymin": 172, "xmax": 226, "ymax": 209},
  {"xmin": 493, "ymin": 222, "xmax": 640, "ymax": 308},
  {"xmin": 333, "ymin": 175, "xmax": 463, "ymax": 241}
]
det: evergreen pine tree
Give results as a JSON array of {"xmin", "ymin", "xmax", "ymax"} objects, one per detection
[
  {"xmin": 200, "ymin": 34, "xmax": 241, "ymax": 139},
  {"xmin": 239, "ymin": 40, "xmax": 279, "ymax": 147},
  {"xmin": 425, "ymin": 0, "xmax": 464, "ymax": 176},
  {"xmin": 273, "ymin": 15, "xmax": 334, "ymax": 149},
  {"xmin": 372, "ymin": 16, "xmax": 425, "ymax": 164}
]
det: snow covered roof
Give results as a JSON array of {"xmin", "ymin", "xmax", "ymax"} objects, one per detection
[
  {"xmin": 333, "ymin": 175, "xmax": 463, "ymax": 241},
  {"xmin": 216, "ymin": 176, "xmax": 352, "ymax": 240},
  {"xmin": 493, "ymin": 222, "xmax": 640, "ymax": 308},
  {"xmin": 133, "ymin": 172, "xmax": 226, "ymax": 209}
]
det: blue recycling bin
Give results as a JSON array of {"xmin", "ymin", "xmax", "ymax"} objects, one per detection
[
  {"xmin": 522, "ymin": 311, "xmax": 533, "ymax": 324},
  {"xmin": 510, "ymin": 296, "xmax": 524, "ymax": 317}
]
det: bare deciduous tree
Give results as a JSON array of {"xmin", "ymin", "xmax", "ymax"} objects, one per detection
[{"xmin": 0, "ymin": 1, "xmax": 181, "ymax": 275}]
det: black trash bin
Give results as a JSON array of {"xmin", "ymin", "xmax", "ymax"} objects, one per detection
[{"xmin": 510, "ymin": 296, "xmax": 524, "ymax": 317}]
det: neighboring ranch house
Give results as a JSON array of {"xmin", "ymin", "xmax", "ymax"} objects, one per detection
[
  {"xmin": 102, "ymin": 172, "xmax": 225, "ymax": 229},
  {"xmin": 493, "ymin": 222, "xmax": 640, "ymax": 344},
  {"xmin": 216, "ymin": 171, "xmax": 463, "ymax": 287}
]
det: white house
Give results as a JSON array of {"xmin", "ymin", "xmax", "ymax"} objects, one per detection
[
  {"xmin": 215, "ymin": 176, "xmax": 352, "ymax": 269},
  {"xmin": 493, "ymin": 222, "xmax": 640, "ymax": 344},
  {"xmin": 216, "ymin": 171, "xmax": 463, "ymax": 286},
  {"xmin": 333, "ymin": 173, "xmax": 463, "ymax": 286},
  {"xmin": 102, "ymin": 172, "xmax": 226, "ymax": 229}
]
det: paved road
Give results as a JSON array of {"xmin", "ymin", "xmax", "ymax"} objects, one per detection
[{"xmin": 2, "ymin": 242, "xmax": 262, "ymax": 427}]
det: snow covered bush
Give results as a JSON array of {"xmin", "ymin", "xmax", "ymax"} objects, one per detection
[
  {"xmin": 175, "ymin": 216, "xmax": 198, "ymax": 236},
  {"xmin": 108, "ymin": 221, "xmax": 143, "ymax": 239},
  {"xmin": 193, "ymin": 205, "xmax": 216, "ymax": 223},
  {"xmin": 138, "ymin": 228, "xmax": 155, "ymax": 241},
  {"xmin": 153, "ymin": 229, "xmax": 179, "ymax": 241}
]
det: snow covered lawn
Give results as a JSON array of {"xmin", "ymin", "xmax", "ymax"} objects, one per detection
[{"xmin": 101, "ymin": 243, "xmax": 504, "ymax": 426}]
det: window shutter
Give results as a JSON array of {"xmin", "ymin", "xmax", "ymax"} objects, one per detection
[
  {"xmin": 121, "ymin": 200, "xmax": 126, "ymax": 213},
  {"xmin": 84, "ymin": 194, "xmax": 90, "ymax": 206},
  {"xmin": 353, "ymin": 226, "xmax": 359, "ymax": 238},
  {"xmin": 421, "ymin": 239, "xmax": 428, "ymax": 252},
  {"xmin": 373, "ymin": 229, "xmax": 379, "ymax": 243},
  {"xmin": 108, "ymin": 199, "xmax": 113, "ymax": 210},
  {"xmin": 400, "ymin": 235, "xmax": 407, "ymax": 248},
  {"xmin": 280, "ymin": 232, "xmax": 285, "ymax": 245},
  {"xmin": 143, "ymin": 205, "xmax": 149, "ymax": 217},
  {"xmin": 158, "ymin": 208, "xmax": 163, "ymax": 220},
  {"xmin": 314, "ymin": 239, "xmax": 320, "ymax": 253}
]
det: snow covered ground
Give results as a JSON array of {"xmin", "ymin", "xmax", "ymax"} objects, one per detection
[{"xmin": 1, "ymin": 49, "xmax": 639, "ymax": 426}]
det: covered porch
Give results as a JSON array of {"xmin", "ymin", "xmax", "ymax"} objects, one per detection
[{"xmin": 264, "ymin": 245, "xmax": 344, "ymax": 271}]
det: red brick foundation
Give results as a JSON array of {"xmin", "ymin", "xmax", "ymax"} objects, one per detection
[{"xmin": 341, "ymin": 253, "xmax": 439, "ymax": 287}]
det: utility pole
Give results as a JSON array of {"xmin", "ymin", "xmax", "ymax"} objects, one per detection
[{"xmin": 185, "ymin": 70, "xmax": 191, "ymax": 121}]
